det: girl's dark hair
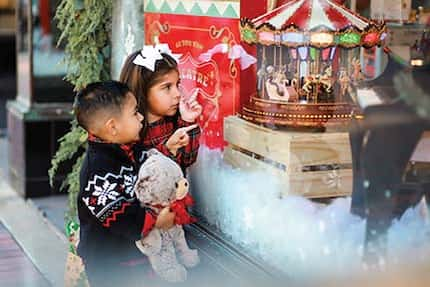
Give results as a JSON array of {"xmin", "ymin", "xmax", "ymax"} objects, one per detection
[
  {"xmin": 74, "ymin": 80, "xmax": 131, "ymax": 130},
  {"xmin": 119, "ymin": 51, "xmax": 179, "ymax": 135}
]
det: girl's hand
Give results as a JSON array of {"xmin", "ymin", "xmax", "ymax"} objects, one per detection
[
  {"xmin": 155, "ymin": 207, "xmax": 175, "ymax": 230},
  {"xmin": 165, "ymin": 124, "xmax": 199, "ymax": 156},
  {"xmin": 180, "ymin": 89, "xmax": 202, "ymax": 123}
]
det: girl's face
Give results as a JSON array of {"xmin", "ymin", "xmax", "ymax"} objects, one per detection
[{"xmin": 146, "ymin": 69, "xmax": 181, "ymax": 123}]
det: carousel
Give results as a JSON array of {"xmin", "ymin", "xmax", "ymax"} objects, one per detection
[{"xmin": 240, "ymin": 0, "xmax": 386, "ymax": 128}]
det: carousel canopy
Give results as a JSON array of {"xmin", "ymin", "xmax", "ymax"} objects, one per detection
[{"xmin": 241, "ymin": 0, "xmax": 386, "ymax": 48}]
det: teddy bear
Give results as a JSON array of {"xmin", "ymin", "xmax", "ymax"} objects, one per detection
[{"xmin": 134, "ymin": 149, "xmax": 199, "ymax": 282}]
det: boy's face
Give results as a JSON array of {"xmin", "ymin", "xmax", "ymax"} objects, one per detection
[
  {"xmin": 146, "ymin": 70, "xmax": 181, "ymax": 123},
  {"xmin": 113, "ymin": 93, "xmax": 144, "ymax": 144}
]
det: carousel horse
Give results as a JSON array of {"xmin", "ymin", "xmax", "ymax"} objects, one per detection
[
  {"xmin": 257, "ymin": 66, "xmax": 266, "ymax": 93},
  {"xmin": 339, "ymin": 69, "xmax": 352, "ymax": 101},
  {"xmin": 265, "ymin": 65, "xmax": 294, "ymax": 101},
  {"xmin": 302, "ymin": 74, "xmax": 333, "ymax": 102},
  {"xmin": 352, "ymin": 57, "xmax": 364, "ymax": 82}
]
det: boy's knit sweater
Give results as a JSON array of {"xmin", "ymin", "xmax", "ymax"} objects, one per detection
[{"xmin": 77, "ymin": 140, "xmax": 155, "ymax": 267}]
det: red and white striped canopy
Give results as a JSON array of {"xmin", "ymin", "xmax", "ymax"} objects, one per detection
[{"xmin": 253, "ymin": 0, "xmax": 373, "ymax": 32}]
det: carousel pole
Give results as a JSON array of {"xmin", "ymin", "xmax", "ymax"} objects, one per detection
[
  {"xmin": 315, "ymin": 49, "xmax": 321, "ymax": 103},
  {"xmin": 296, "ymin": 49, "xmax": 301, "ymax": 92},
  {"xmin": 310, "ymin": 57, "xmax": 314, "ymax": 75},
  {"xmin": 307, "ymin": 48, "xmax": 310, "ymax": 77},
  {"xmin": 307, "ymin": 47, "xmax": 311, "ymax": 102},
  {"xmin": 316, "ymin": 49, "xmax": 320, "ymax": 75},
  {"xmin": 350, "ymin": 0, "xmax": 356, "ymax": 12},
  {"xmin": 262, "ymin": 46, "xmax": 266, "ymax": 99},
  {"xmin": 273, "ymin": 45, "xmax": 277, "ymax": 69},
  {"xmin": 347, "ymin": 48, "xmax": 352, "ymax": 79},
  {"xmin": 279, "ymin": 45, "xmax": 282, "ymax": 68}
]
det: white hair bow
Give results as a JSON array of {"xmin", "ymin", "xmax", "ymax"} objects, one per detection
[{"xmin": 132, "ymin": 44, "xmax": 182, "ymax": 71}]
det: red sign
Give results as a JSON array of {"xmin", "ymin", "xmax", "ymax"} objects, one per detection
[
  {"xmin": 179, "ymin": 53, "xmax": 222, "ymax": 131},
  {"xmin": 145, "ymin": 13, "xmax": 242, "ymax": 149}
]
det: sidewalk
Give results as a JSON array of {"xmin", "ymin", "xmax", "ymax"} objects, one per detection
[
  {"xmin": 0, "ymin": 222, "xmax": 50, "ymax": 287},
  {"xmin": 0, "ymin": 136, "xmax": 68, "ymax": 287}
]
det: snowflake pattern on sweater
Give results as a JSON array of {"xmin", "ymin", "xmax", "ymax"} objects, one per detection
[{"xmin": 82, "ymin": 166, "xmax": 138, "ymax": 226}]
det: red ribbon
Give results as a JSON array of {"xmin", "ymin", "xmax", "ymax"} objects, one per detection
[
  {"xmin": 148, "ymin": 194, "xmax": 197, "ymax": 226},
  {"xmin": 170, "ymin": 194, "xmax": 197, "ymax": 225}
]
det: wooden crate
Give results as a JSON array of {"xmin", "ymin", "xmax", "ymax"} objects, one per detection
[{"xmin": 223, "ymin": 116, "xmax": 353, "ymax": 198}]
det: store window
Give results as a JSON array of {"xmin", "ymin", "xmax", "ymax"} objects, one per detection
[{"xmin": 122, "ymin": 0, "xmax": 430, "ymax": 283}]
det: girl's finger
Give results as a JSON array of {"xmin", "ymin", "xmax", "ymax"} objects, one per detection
[
  {"xmin": 174, "ymin": 129, "xmax": 186, "ymax": 138},
  {"xmin": 180, "ymin": 124, "xmax": 199, "ymax": 133},
  {"xmin": 189, "ymin": 101, "xmax": 199, "ymax": 109},
  {"xmin": 179, "ymin": 139, "xmax": 189, "ymax": 148},
  {"xmin": 189, "ymin": 88, "xmax": 199, "ymax": 102},
  {"xmin": 179, "ymin": 134, "xmax": 189, "ymax": 145}
]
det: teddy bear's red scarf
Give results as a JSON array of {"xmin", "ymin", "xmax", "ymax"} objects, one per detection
[{"xmin": 150, "ymin": 194, "xmax": 197, "ymax": 225}]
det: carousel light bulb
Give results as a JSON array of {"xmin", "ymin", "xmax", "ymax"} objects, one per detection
[
  {"xmin": 310, "ymin": 33, "xmax": 334, "ymax": 46},
  {"xmin": 411, "ymin": 59, "xmax": 424, "ymax": 66},
  {"xmin": 339, "ymin": 32, "xmax": 361, "ymax": 45},
  {"xmin": 298, "ymin": 46, "xmax": 308, "ymax": 60},
  {"xmin": 259, "ymin": 31, "xmax": 275, "ymax": 43},
  {"xmin": 275, "ymin": 33, "xmax": 282, "ymax": 44},
  {"xmin": 363, "ymin": 32, "xmax": 379, "ymax": 45},
  {"xmin": 282, "ymin": 32, "xmax": 305, "ymax": 45}
]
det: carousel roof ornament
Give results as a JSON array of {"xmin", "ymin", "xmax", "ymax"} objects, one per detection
[{"xmin": 241, "ymin": 0, "xmax": 386, "ymax": 48}]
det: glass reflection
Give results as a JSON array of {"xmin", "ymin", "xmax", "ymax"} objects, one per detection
[{"xmin": 31, "ymin": 0, "xmax": 66, "ymax": 77}]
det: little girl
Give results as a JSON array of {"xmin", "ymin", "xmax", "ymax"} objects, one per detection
[{"xmin": 119, "ymin": 44, "xmax": 202, "ymax": 172}]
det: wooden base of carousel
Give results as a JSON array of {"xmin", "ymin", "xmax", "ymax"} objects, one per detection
[
  {"xmin": 223, "ymin": 116, "xmax": 353, "ymax": 198},
  {"xmin": 241, "ymin": 97, "xmax": 355, "ymax": 129}
]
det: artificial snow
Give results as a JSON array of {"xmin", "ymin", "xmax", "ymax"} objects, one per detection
[{"xmin": 189, "ymin": 147, "xmax": 430, "ymax": 281}]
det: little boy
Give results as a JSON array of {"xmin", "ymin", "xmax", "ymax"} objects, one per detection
[{"xmin": 74, "ymin": 81, "xmax": 175, "ymax": 287}]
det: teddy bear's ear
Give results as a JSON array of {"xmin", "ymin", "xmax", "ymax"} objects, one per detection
[
  {"xmin": 175, "ymin": 178, "xmax": 189, "ymax": 200},
  {"xmin": 147, "ymin": 148, "xmax": 161, "ymax": 157},
  {"xmin": 138, "ymin": 148, "xmax": 161, "ymax": 163},
  {"xmin": 134, "ymin": 175, "xmax": 153, "ymax": 204}
]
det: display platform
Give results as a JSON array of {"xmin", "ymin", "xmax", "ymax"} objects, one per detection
[{"xmin": 223, "ymin": 116, "xmax": 353, "ymax": 198}]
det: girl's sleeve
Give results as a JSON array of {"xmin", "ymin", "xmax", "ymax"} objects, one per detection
[
  {"xmin": 176, "ymin": 119, "xmax": 201, "ymax": 168},
  {"xmin": 156, "ymin": 140, "xmax": 178, "ymax": 162},
  {"xmin": 79, "ymin": 169, "xmax": 156, "ymax": 240},
  {"xmin": 143, "ymin": 121, "xmax": 180, "ymax": 163},
  {"xmin": 144, "ymin": 118, "xmax": 201, "ymax": 168}
]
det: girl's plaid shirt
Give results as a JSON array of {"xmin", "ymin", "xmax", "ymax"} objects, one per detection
[{"xmin": 141, "ymin": 116, "xmax": 201, "ymax": 171}]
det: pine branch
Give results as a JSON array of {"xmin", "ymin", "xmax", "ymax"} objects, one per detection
[
  {"xmin": 63, "ymin": 152, "xmax": 86, "ymax": 219},
  {"xmin": 48, "ymin": 120, "xmax": 87, "ymax": 187},
  {"xmin": 55, "ymin": 0, "xmax": 112, "ymax": 90},
  {"xmin": 51, "ymin": 0, "xmax": 112, "ymax": 218}
]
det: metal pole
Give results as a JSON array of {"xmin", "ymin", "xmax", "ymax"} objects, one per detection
[{"xmin": 350, "ymin": 0, "xmax": 356, "ymax": 12}]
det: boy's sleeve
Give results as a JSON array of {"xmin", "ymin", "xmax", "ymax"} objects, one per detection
[{"xmin": 80, "ymin": 168, "xmax": 156, "ymax": 240}]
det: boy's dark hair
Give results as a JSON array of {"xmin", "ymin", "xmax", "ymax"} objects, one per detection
[{"xmin": 74, "ymin": 80, "xmax": 131, "ymax": 130}]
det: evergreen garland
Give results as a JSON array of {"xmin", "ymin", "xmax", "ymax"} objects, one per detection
[
  {"xmin": 49, "ymin": 0, "xmax": 112, "ymax": 220},
  {"xmin": 56, "ymin": 0, "xmax": 112, "ymax": 90}
]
